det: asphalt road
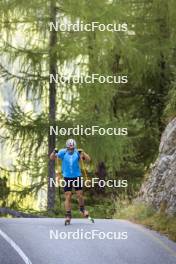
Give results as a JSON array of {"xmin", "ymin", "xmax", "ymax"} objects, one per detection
[{"xmin": 0, "ymin": 218, "xmax": 176, "ymax": 264}]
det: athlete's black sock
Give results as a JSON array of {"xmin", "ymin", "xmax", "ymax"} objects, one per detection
[
  {"xmin": 80, "ymin": 205, "xmax": 85, "ymax": 213},
  {"xmin": 65, "ymin": 210, "xmax": 72, "ymax": 218}
]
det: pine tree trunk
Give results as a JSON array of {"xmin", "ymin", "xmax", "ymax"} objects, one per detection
[{"xmin": 47, "ymin": 0, "xmax": 57, "ymax": 212}]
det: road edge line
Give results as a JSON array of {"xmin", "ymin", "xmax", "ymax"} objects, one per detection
[
  {"xmin": 0, "ymin": 229, "xmax": 32, "ymax": 264},
  {"xmin": 118, "ymin": 219, "xmax": 176, "ymax": 258}
]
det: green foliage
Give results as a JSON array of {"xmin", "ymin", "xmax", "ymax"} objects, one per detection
[
  {"xmin": 0, "ymin": 175, "xmax": 10, "ymax": 206},
  {"xmin": 114, "ymin": 201, "xmax": 176, "ymax": 241},
  {"xmin": 164, "ymin": 69, "xmax": 176, "ymax": 118}
]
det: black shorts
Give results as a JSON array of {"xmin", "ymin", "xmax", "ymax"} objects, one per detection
[{"xmin": 63, "ymin": 177, "xmax": 83, "ymax": 192}]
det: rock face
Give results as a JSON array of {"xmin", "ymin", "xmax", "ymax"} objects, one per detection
[{"xmin": 139, "ymin": 118, "xmax": 176, "ymax": 215}]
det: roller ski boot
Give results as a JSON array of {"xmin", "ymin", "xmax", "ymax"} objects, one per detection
[
  {"xmin": 65, "ymin": 211, "xmax": 71, "ymax": 226},
  {"xmin": 80, "ymin": 206, "xmax": 94, "ymax": 223}
]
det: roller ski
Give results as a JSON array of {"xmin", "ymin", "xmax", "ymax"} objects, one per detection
[
  {"xmin": 65, "ymin": 217, "xmax": 71, "ymax": 226},
  {"xmin": 80, "ymin": 206, "xmax": 95, "ymax": 223},
  {"xmin": 87, "ymin": 215, "xmax": 95, "ymax": 223},
  {"xmin": 65, "ymin": 211, "xmax": 71, "ymax": 226}
]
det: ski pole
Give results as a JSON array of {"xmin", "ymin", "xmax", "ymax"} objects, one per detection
[
  {"xmin": 81, "ymin": 158, "xmax": 89, "ymax": 181},
  {"xmin": 56, "ymin": 157, "xmax": 61, "ymax": 206}
]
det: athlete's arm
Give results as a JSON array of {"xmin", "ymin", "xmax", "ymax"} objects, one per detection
[
  {"xmin": 50, "ymin": 149, "xmax": 58, "ymax": 160},
  {"xmin": 50, "ymin": 150, "xmax": 62, "ymax": 182}
]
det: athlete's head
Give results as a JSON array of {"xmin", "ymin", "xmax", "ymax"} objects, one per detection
[{"xmin": 66, "ymin": 138, "xmax": 76, "ymax": 150}]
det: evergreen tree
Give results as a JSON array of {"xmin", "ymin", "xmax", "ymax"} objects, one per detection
[{"xmin": 0, "ymin": 0, "xmax": 175, "ymax": 216}]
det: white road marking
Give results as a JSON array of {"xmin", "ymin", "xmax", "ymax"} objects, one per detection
[{"xmin": 0, "ymin": 229, "xmax": 32, "ymax": 264}]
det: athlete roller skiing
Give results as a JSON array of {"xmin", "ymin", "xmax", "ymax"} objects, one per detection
[{"xmin": 50, "ymin": 139, "xmax": 94, "ymax": 225}]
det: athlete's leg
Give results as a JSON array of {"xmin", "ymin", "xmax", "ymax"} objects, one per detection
[
  {"xmin": 76, "ymin": 190, "xmax": 89, "ymax": 217},
  {"xmin": 64, "ymin": 191, "xmax": 72, "ymax": 212},
  {"xmin": 64, "ymin": 177, "xmax": 73, "ymax": 217},
  {"xmin": 76, "ymin": 190, "xmax": 84, "ymax": 207}
]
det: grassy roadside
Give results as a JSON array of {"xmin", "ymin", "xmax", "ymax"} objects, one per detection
[{"xmin": 114, "ymin": 201, "xmax": 176, "ymax": 242}]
